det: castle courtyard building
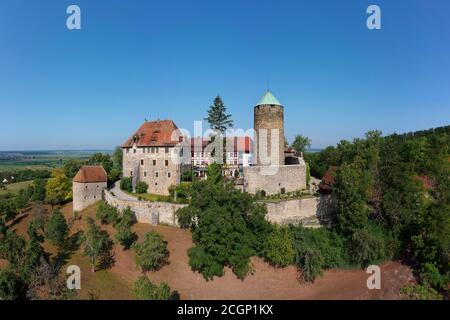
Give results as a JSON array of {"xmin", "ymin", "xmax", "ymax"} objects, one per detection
[{"xmin": 121, "ymin": 119, "xmax": 187, "ymax": 195}]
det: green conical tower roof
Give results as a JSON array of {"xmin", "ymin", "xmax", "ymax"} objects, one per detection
[{"xmin": 256, "ymin": 91, "xmax": 282, "ymax": 106}]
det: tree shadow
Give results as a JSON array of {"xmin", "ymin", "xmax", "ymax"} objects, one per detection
[
  {"xmin": 51, "ymin": 231, "xmax": 84, "ymax": 267},
  {"xmin": 97, "ymin": 237, "xmax": 116, "ymax": 271}
]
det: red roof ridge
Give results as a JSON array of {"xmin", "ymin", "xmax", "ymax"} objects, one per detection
[{"xmin": 73, "ymin": 165, "xmax": 108, "ymax": 183}]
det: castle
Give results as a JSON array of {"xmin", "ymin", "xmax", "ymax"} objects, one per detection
[
  {"xmin": 120, "ymin": 91, "xmax": 306, "ymax": 196},
  {"xmin": 72, "ymin": 90, "xmax": 306, "ymax": 214}
]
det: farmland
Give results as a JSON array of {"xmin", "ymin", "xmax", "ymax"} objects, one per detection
[{"xmin": 0, "ymin": 150, "xmax": 112, "ymax": 172}]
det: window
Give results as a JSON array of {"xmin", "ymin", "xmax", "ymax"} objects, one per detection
[
  {"xmin": 155, "ymin": 172, "xmax": 159, "ymax": 178},
  {"xmin": 168, "ymin": 172, "xmax": 171, "ymax": 178},
  {"xmin": 133, "ymin": 149, "xmax": 136, "ymax": 153},
  {"xmin": 126, "ymin": 149, "xmax": 129, "ymax": 154},
  {"xmin": 165, "ymin": 160, "xmax": 168, "ymax": 166},
  {"xmin": 151, "ymin": 147, "xmax": 155, "ymax": 153},
  {"xmin": 141, "ymin": 159, "xmax": 144, "ymax": 165},
  {"xmin": 144, "ymin": 171, "xmax": 147, "ymax": 177},
  {"xmin": 85, "ymin": 185, "xmax": 88, "ymax": 189},
  {"xmin": 155, "ymin": 147, "xmax": 159, "ymax": 153},
  {"xmin": 130, "ymin": 171, "xmax": 133, "ymax": 176},
  {"xmin": 96, "ymin": 185, "xmax": 99, "ymax": 188},
  {"xmin": 153, "ymin": 160, "xmax": 156, "ymax": 166},
  {"xmin": 143, "ymin": 148, "xmax": 146, "ymax": 153},
  {"xmin": 165, "ymin": 147, "xmax": 169, "ymax": 153},
  {"xmin": 94, "ymin": 196, "xmax": 96, "ymax": 199}
]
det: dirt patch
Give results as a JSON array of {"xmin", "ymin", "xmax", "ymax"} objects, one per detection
[{"xmin": 5, "ymin": 202, "xmax": 415, "ymax": 300}]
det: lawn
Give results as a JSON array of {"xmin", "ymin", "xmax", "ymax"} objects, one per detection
[{"xmin": 0, "ymin": 180, "xmax": 33, "ymax": 195}]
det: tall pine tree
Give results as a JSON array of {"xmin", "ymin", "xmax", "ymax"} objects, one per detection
[{"xmin": 205, "ymin": 95, "xmax": 233, "ymax": 134}]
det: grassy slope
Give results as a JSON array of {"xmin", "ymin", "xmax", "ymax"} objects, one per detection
[{"xmin": 0, "ymin": 180, "xmax": 33, "ymax": 195}]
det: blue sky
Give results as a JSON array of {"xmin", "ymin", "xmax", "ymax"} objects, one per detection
[{"xmin": 1, "ymin": 0, "xmax": 449, "ymax": 150}]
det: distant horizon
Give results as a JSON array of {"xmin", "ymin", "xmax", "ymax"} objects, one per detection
[
  {"xmin": 1, "ymin": 123, "xmax": 449, "ymax": 152},
  {"xmin": 1, "ymin": 1, "xmax": 450, "ymax": 150}
]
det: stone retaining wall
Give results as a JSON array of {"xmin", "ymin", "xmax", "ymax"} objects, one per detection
[
  {"xmin": 105, "ymin": 190, "xmax": 335, "ymax": 228},
  {"xmin": 104, "ymin": 190, "xmax": 186, "ymax": 226},
  {"xmin": 261, "ymin": 195, "xmax": 336, "ymax": 225}
]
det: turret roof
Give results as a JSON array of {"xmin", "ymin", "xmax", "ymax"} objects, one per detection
[{"xmin": 256, "ymin": 91, "xmax": 282, "ymax": 106}]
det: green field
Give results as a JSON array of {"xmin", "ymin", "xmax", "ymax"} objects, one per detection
[
  {"xmin": 0, "ymin": 180, "xmax": 33, "ymax": 196},
  {"xmin": 0, "ymin": 150, "xmax": 112, "ymax": 172}
]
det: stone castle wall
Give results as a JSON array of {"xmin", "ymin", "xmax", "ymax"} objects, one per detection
[
  {"xmin": 73, "ymin": 181, "xmax": 107, "ymax": 212},
  {"xmin": 104, "ymin": 190, "xmax": 186, "ymax": 226},
  {"xmin": 243, "ymin": 163, "xmax": 307, "ymax": 195},
  {"xmin": 254, "ymin": 104, "xmax": 284, "ymax": 166},
  {"xmin": 122, "ymin": 145, "xmax": 183, "ymax": 195},
  {"xmin": 262, "ymin": 195, "xmax": 336, "ymax": 225}
]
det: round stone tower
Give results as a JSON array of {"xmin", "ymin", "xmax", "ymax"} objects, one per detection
[{"xmin": 254, "ymin": 91, "xmax": 285, "ymax": 166}]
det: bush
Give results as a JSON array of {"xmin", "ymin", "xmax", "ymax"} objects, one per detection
[
  {"xmin": 299, "ymin": 248, "xmax": 325, "ymax": 282},
  {"xmin": 181, "ymin": 170, "xmax": 193, "ymax": 182},
  {"xmin": 349, "ymin": 224, "xmax": 400, "ymax": 267},
  {"xmin": 96, "ymin": 201, "xmax": 119, "ymax": 225},
  {"xmin": 169, "ymin": 183, "xmax": 191, "ymax": 202},
  {"xmin": 45, "ymin": 209, "xmax": 68, "ymax": 247},
  {"xmin": 400, "ymin": 284, "xmax": 443, "ymax": 300},
  {"xmin": 114, "ymin": 207, "xmax": 137, "ymax": 250},
  {"xmin": 114, "ymin": 219, "xmax": 137, "ymax": 250},
  {"xmin": 264, "ymin": 226, "xmax": 295, "ymax": 267},
  {"xmin": 420, "ymin": 263, "xmax": 449, "ymax": 290},
  {"xmin": 133, "ymin": 231, "xmax": 169, "ymax": 273},
  {"xmin": 120, "ymin": 207, "xmax": 137, "ymax": 226},
  {"xmin": 0, "ymin": 269, "xmax": 23, "ymax": 300},
  {"xmin": 290, "ymin": 225, "xmax": 351, "ymax": 282},
  {"xmin": 135, "ymin": 181, "xmax": 148, "ymax": 194},
  {"xmin": 133, "ymin": 276, "xmax": 178, "ymax": 300},
  {"xmin": 120, "ymin": 177, "xmax": 133, "ymax": 193}
]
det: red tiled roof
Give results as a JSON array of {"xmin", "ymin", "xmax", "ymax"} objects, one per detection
[
  {"xmin": 73, "ymin": 166, "xmax": 107, "ymax": 183},
  {"xmin": 122, "ymin": 120, "xmax": 182, "ymax": 148},
  {"xmin": 190, "ymin": 136, "xmax": 252, "ymax": 153},
  {"xmin": 321, "ymin": 166, "xmax": 338, "ymax": 185}
]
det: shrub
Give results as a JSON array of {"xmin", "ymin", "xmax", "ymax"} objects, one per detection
[
  {"xmin": 133, "ymin": 276, "xmax": 178, "ymax": 300},
  {"xmin": 133, "ymin": 231, "xmax": 169, "ymax": 273},
  {"xmin": 114, "ymin": 207, "xmax": 137, "ymax": 250},
  {"xmin": 264, "ymin": 226, "xmax": 295, "ymax": 267},
  {"xmin": 135, "ymin": 181, "xmax": 148, "ymax": 194},
  {"xmin": 349, "ymin": 224, "xmax": 400, "ymax": 267},
  {"xmin": 45, "ymin": 209, "xmax": 68, "ymax": 247},
  {"xmin": 0, "ymin": 269, "xmax": 23, "ymax": 300},
  {"xmin": 120, "ymin": 177, "xmax": 133, "ymax": 193},
  {"xmin": 114, "ymin": 219, "xmax": 137, "ymax": 250},
  {"xmin": 419, "ymin": 263, "xmax": 449, "ymax": 290},
  {"xmin": 96, "ymin": 201, "xmax": 119, "ymax": 225},
  {"xmin": 169, "ymin": 182, "xmax": 191, "ymax": 202},
  {"xmin": 299, "ymin": 248, "xmax": 325, "ymax": 282},
  {"xmin": 290, "ymin": 225, "xmax": 351, "ymax": 282},
  {"xmin": 400, "ymin": 284, "xmax": 443, "ymax": 300},
  {"xmin": 120, "ymin": 207, "xmax": 137, "ymax": 226},
  {"xmin": 181, "ymin": 170, "xmax": 193, "ymax": 182}
]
